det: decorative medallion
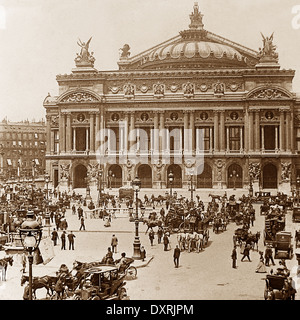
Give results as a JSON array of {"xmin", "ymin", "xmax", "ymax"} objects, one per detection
[
  {"xmin": 200, "ymin": 112, "xmax": 209, "ymax": 120},
  {"xmin": 77, "ymin": 113, "xmax": 85, "ymax": 122},
  {"xmin": 111, "ymin": 113, "xmax": 120, "ymax": 121},
  {"xmin": 170, "ymin": 112, "xmax": 179, "ymax": 121},
  {"xmin": 167, "ymin": 83, "xmax": 180, "ymax": 93},
  {"xmin": 230, "ymin": 111, "xmax": 239, "ymax": 120},
  {"xmin": 265, "ymin": 111, "xmax": 274, "ymax": 120},
  {"xmin": 141, "ymin": 113, "xmax": 149, "ymax": 121},
  {"xmin": 198, "ymin": 83, "xmax": 209, "ymax": 92},
  {"xmin": 137, "ymin": 84, "xmax": 150, "ymax": 93},
  {"xmin": 109, "ymin": 86, "xmax": 121, "ymax": 94}
]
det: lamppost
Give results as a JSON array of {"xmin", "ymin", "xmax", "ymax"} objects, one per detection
[
  {"xmin": 97, "ymin": 168, "xmax": 103, "ymax": 207},
  {"xmin": 188, "ymin": 173, "xmax": 195, "ymax": 202},
  {"xmin": 230, "ymin": 170, "xmax": 239, "ymax": 190},
  {"xmin": 44, "ymin": 173, "xmax": 51, "ymax": 232},
  {"xmin": 19, "ymin": 211, "xmax": 42, "ymax": 300},
  {"xmin": 296, "ymin": 175, "xmax": 300, "ymax": 206},
  {"xmin": 168, "ymin": 171, "xmax": 174, "ymax": 197},
  {"xmin": 132, "ymin": 176, "xmax": 142, "ymax": 260},
  {"xmin": 108, "ymin": 170, "xmax": 112, "ymax": 190}
]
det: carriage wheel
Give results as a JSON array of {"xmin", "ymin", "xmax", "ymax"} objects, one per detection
[
  {"xmin": 119, "ymin": 287, "xmax": 128, "ymax": 300},
  {"xmin": 125, "ymin": 266, "xmax": 137, "ymax": 280}
]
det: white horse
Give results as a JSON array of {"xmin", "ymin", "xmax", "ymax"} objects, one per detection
[{"xmin": 177, "ymin": 233, "xmax": 187, "ymax": 251}]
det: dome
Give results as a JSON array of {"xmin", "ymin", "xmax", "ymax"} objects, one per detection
[{"xmin": 148, "ymin": 40, "xmax": 244, "ymax": 62}]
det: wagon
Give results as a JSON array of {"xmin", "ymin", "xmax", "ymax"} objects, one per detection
[
  {"xmin": 273, "ymin": 231, "xmax": 293, "ymax": 259},
  {"xmin": 72, "ymin": 265, "xmax": 128, "ymax": 300},
  {"xmin": 292, "ymin": 206, "xmax": 300, "ymax": 223},
  {"xmin": 264, "ymin": 274, "xmax": 287, "ymax": 300}
]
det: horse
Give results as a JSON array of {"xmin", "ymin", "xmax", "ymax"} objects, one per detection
[
  {"xmin": 177, "ymin": 233, "xmax": 187, "ymax": 251},
  {"xmin": 143, "ymin": 219, "xmax": 162, "ymax": 234},
  {"xmin": 186, "ymin": 232, "xmax": 203, "ymax": 253},
  {"xmin": 245, "ymin": 231, "xmax": 261, "ymax": 251},
  {"xmin": 21, "ymin": 274, "xmax": 57, "ymax": 299},
  {"xmin": 0, "ymin": 256, "xmax": 13, "ymax": 281}
]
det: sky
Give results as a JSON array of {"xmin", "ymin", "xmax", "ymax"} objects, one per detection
[{"xmin": 1, "ymin": 0, "xmax": 300, "ymax": 122}]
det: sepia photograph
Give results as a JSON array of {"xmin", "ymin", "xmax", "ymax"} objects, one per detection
[{"xmin": 1, "ymin": 0, "xmax": 300, "ymax": 305}]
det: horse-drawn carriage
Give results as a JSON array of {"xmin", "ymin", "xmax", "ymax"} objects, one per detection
[
  {"xmin": 264, "ymin": 274, "xmax": 295, "ymax": 300},
  {"xmin": 234, "ymin": 227, "xmax": 260, "ymax": 250},
  {"xmin": 273, "ymin": 231, "xmax": 293, "ymax": 260},
  {"xmin": 71, "ymin": 265, "xmax": 128, "ymax": 300},
  {"xmin": 119, "ymin": 187, "xmax": 134, "ymax": 201},
  {"xmin": 292, "ymin": 206, "xmax": 300, "ymax": 223},
  {"xmin": 212, "ymin": 216, "xmax": 228, "ymax": 233},
  {"xmin": 263, "ymin": 213, "xmax": 285, "ymax": 247}
]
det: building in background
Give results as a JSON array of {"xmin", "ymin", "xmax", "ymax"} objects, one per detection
[
  {"xmin": 0, "ymin": 119, "xmax": 46, "ymax": 184},
  {"xmin": 43, "ymin": 3, "xmax": 300, "ymax": 195}
]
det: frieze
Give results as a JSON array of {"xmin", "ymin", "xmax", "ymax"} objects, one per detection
[
  {"xmin": 60, "ymin": 91, "xmax": 100, "ymax": 103},
  {"xmin": 248, "ymin": 88, "xmax": 291, "ymax": 100}
]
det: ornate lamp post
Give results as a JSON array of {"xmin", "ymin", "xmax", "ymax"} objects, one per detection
[
  {"xmin": 19, "ymin": 211, "xmax": 42, "ymax": 300},
  {"xmin": 44, "ymin": 173, "xmax": 51, "ymax": 231},
  {"xmin": 230, "ymin": 169, "xmax": 239, "ymax": 190},
  {"xmin": 97, "ymin": 168, "xmax": 103, "ymax": 207},
  {"xmin": 188, "ymin": 173, "xmax": 195, "ymax": 202},
  {"xmin": 168, "ymin": 171, "xmax": 174, "ymax": 197},
  {"xmin": 108, "ymin": 170, "xmax": 112, "ymax": 190},
  {"xmin": 132, "ymin": 176, "xmax": 142, "ymax": 260},
  {"xmin": 296, "ymin": 175, "xmax": 300, "ymax": 206}
]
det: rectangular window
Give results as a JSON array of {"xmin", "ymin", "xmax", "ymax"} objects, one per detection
[
  {"xmin": 229, "ymin": 127, "xmax": 240, "ymax": 151},
  {"xmin": 196, "ymin": 127, "xmax": 210, "ymax": 151}
]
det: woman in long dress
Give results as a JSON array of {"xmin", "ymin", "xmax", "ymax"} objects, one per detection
[{"xmin": 256, "ymin": 251, "xmax": 267, "ymax": 273}]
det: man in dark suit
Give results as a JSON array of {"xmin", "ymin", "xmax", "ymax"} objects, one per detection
[
  {"xmin": 173, "ymin": 245, "xmax": 181, "ymax": 268},
  {"xmin": 231, "ymin": 246, "xmax": 237, "ymax": 268}
]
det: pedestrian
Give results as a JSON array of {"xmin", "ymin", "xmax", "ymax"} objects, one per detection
[
  {"xmin": 111, "ymin": 234, "xmax": 118, "ymax": 253},
  {"xmin": 233, "ymin": 233, "xmax": 237, "ymax": 247},
  {"xmin": 173, "ymin": 245, "xmax": 180, "ymax": 268},
  {"xmin": 255, "ymin": 251, "xmax": 267, "ymax": 273},
  {"xmin": 78, "ymin": 206, "xmax": 83, "ymax": 220},
  {"xmin": 241, "ymin": 244, "xmax": 251, "ymax": 262},
  {"xmin": 61, "ymin": 231, "xmax": 66, "ymax": 250},
  {"xmin": 163, "ymin": 233, "xmax": 169, "ymax": 251},
  {"xmin": 60, "ymin": 218, "xmax": 68, "ymax": 230},
  {"xmin": 68, "ymin": 231, "xmax": 76, "ymax": 250},
  {"xmin": 79, "ymin": 216, "xmax": 85, "ymax": 231},
  {"xmin": 149, "ymin": 229, "xmax": 155, "ymax": 246},
  {"xmin": 268, "ymin": 246, "xmax": 275, "ymax": 266},
  {"xmin": 21, "ymin": 251, "xmax": 27, "ymax": 273},
  {"xmin": 72, "ymin": 204, "xmax": 76, "ymax": 215},
  {"xmin": 231, "ymin": 246, "xmax": 237, "ymax": 268},
  {"xmin": 157, "ymin": 226, "xmax": 163, "ymax": 244},
  {"xmin": 140, "ymin": 246, "xmax": 146, "ymax": 261},
  {"xmin": 51, "ymin": 228, "xmax": 59, "ymax": 246}
]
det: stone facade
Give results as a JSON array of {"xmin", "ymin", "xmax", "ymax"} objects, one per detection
[{"xmin": 44, "ymin": 3, "xmax": 300, "ymax": 194}]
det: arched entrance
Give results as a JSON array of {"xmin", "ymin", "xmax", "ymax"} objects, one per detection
[
  {"xmin": 263, "ymin": 163, "xmax": 277, "ymax": 189},
  {"xmin": 197, "ymin": 163, "xmax": 212, "ymax": 188},
  {"xmin": 227, "ymin": 163, "xmax": 243, "ymax": 189},
  {"xmin": 137, "ymin": 164, "xmax": 152, "ymax": 188},
  {"xmin": 167, "ymin": 164, "xmax": 182, "ymax": 188},
  {"xmin": 108, "ymin": 164, "xmax": 122, "ymax": 188},
  {"xmin": 74, "ymin": 164, "xmax": 87, "ymax": 188}
]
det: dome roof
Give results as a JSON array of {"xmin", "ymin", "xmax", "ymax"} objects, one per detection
[{"xmin": 148, "ymin": 40, "xmax": 244, "ymax": 62}]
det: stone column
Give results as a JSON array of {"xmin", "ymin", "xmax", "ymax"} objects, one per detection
[
  {"xmin": 90, "ymin": 113, "xmax": 95, "ymax": 152},
  {"xmin": 290, "ymin": 112, "xmax": 294, "ymax": 152},
  {"xmin": 249, "ymin": 110, "xmax": 254, "ymax": 151},
  {"xmin": 190, "ymin": 111, "xmax": 195, "ymax": 153},
  {"xmin": 286, "ymin": 111, "xmax": 291, "ymax": 151},
  {"xmin": 124, "ymin": 112, "xmax": 129, "ymax": 154},
  {"xmin": 59, "ymin": 112, "xmax": 66, "ymax": 153},
  {"xmin": 213, "ymin": 111, "xmax": 219, "ymax": 152},
  {"xmin": 209, "ymin": 127, "xmax": 213, "ymax": 154},
  {"xmin": 66, "ymin": 113, "xmax": 72, "ymax": 152},
  {"xmin": 95, "ymin": 111, "xmax": 100, "ymax": 152},
  {"xmin": 261, "ymin": 126, "xmax": 265, "ymax": 152},
  {"xmin": 220, "ymin": 111, "xmax": 225, "ymax": 152},
  {"xmin": 279, "ymin": 109, "xmax": 285, "ymax": 152},
  {"xmin": 226, "ymin": 127, "xmax": 230, "ymax": 152},
  {"xmin": 46, "ymin": 115, "xmax": 51, "ymax": 154},
  {"xmin": 154, "ymin": 111, "xmax": 159, "ymax": 154},
  {"xmin": 255, "ymin": 110, "xmax": 260, "ymax": 151},
  {"xmin": 244, "ymin": 109, "xmax": 248, "ymax": 153},
  {"xmin": 73, "ymin": 128, "xmax": 76, "ymax": 151},
  {"xmin": 100, "ymin": 109, "xmax": 105, "ymax": 154},
  {"xmin": 275, "ymin": 125, "xmax": 278, "ymax": 152},
  {"xmin": 183, "ymin": 111, "xmax": 189, "ymax": 153},
  {"xmin": 159, "ymin": 111, "xmax": 165, "ymax": 154},
  {"xmin": 240, "ymin": 127, "xmax": 243, "ymax": 152},
  {"xmin": 129, "ymin": 111, "xmax": 135, "ymax": 149},
  {"xmin": 86, "ymin": 127, "xmax": 89, "ymax": 151},
  {"xmin": 50, "ymin": 130, "xmax": 55, "ymax": 154}
]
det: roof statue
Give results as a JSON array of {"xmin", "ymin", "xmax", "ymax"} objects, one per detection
[
  {"xmin": 119, "ymin": 44, "xmax": 131, "ymax": 59},
  {"xmin": 257, "ymin": 32, "xmax": 279, "ymax": 62},
  {"xmin": 189, "ymin": 2, "xmax": 204, "ymax": 30},
  {"xmin": 75, "ymin": 37, "xmax": 96, "ymax": 67}
]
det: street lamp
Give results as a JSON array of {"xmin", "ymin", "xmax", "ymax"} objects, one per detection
[
  {"xmin": 132, "ymin": 176, "xmax": 142, "ymax": 260},
  {"xmin": 19, "ymin": 211, "xmax": 42, "ymax": 300},
  {"xmin": 44, "ymin": 173, "xmax": 51, "ymax": 230},
  {"xmin": 108, "ymin": 170, "xmax": 112, "ymax": 190},
  {"xmin": 97, "ymin": 168, "xmax": 103, "ymax": 207},
  {"xmin": 188, "ymin": 174, "xmax": 195, "ymax": 202},
  {"xmin": 168, "ymin": 171, "xmax": 174, "ymax": 197},
  {"xmin": 230, "ymin": 170, "xmax": 239, "ymax": 190}
]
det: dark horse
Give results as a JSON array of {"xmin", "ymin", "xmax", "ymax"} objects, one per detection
[
  {"xmin": 245, "ymin": 231, "xmax": 261, "ymax": 251},
  {"xmin": 21, "ymin": 275, "xmax": 57, "ymax": 300},
  {"xmin": 0, "ymin": 256, "xmax": 13, "ymax": 281},
  {"xmin": 143, "ymin": 219, "xmax": 162, "ymax": 234}
]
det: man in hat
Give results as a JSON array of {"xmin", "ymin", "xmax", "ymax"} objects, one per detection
[
  {"xmin": 61, "ymin": 231, "xmax": 66, "ymax": 250},
  {"xmin": 68, "ymin": 231, "xmax": 76, "ymax": 250},
  {"xmin": 231, "ymin": 246, "xmax": 237, "ymax": 268},
  {"xmin": 173, "ymin": 245, "xmax": 180, "ymax": 268},
  {"xmin": 111, "ymin": 234, "xmax": 118, "ymax": 253}
]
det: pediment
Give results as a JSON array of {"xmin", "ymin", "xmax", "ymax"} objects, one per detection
[
  {"xmin": 58, "ymin": 90, "xmax": 101, "ymax": 103},
  {"xmin": 246, "ymin": 86, "xmax": 293, "ymax": 100}
]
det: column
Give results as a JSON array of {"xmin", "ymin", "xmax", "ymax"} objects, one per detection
[
  {"xmin": 213, "ymin": 111, "xmax": 219, "ymax": 152},
  {"xmin": 209, "ymin": 127, "xmax": 213, "ymax": 153},
  {"xmin": 249, "ymin": 110, "xmax": 254, "ymax": 151},
  {"xmin": 59, "ymin": 112, "xmax": 66, "ymax": 153},
  {"xmin": 50, "ymin": 130, "xmax": 55, "ymax": 154},
  {"xmin": 129, "ymin": 111, "xmax": 135, "ymax": 149},
  {"xmin": 124, "ymin": 112, "xmax": 129, "ymax": 153},
  {"xmin": 95, "ymin": 111, "xmax": 100, "ymax": 152},
  {"xmin": 226, "ymin": 127, "xmax": 230, "ymax": 152},
  {"xmin": 244, "ymin": 109, "xmax": 248, "ymax": 153},
  {"xmin": 275, "ymin": 125, "xmax": 278, "ymax": 152},
  {"xmin": 290, "ymin": 112, "xmax": 294, "ymax": 152},
  {"xmin": 100, "ymin": 109, "xmax": 105, "ymax": 154},
  {"xmin": 86, "ymin": 127, "xmax": 89, "ymax": 151},
  {"xmin": 255, "ymin": 110, "xmax": 260, "ymax": 151},
  {"xmin": 183, "ymin": 111, "xmax": 189, "ymax": 152},
  {"xmin": 66, "ymin": 113, "xmax": 72, "ymax": 152},
  {"xmin": 240, "ymin": 127, "xmax": 243, "ymax": 152},
  {"xmin": 190, "ymin": 111, "xmax": 195, "ymax": 153},
  {"xmin": 286, "ymin": 111, "xmax": 291, "ymax": 151},
  {"xmin": 261, "ymin": 126, "xmax": 265, "ymax": 152},
  {"xmin": 159, "ymin": 111, "xmax": 165, "ymax": 153},
  {"xmin": 154, "ymin": 111, "xmax": 159, "ymax": 153},
  {"xmin": 279, "ymin": 109, "xmax": 285, "ymax": 152},
  {"xmin": 220, "ymin": 111, "xmax": 225, "ymax": 152},
  {"xmin": 73, "ymin": 128, "xmax": 76, "ymax": 151},
  {"xmin": 46, "ymin": 115, "xmax": 51, "ymax": 154},
  {"xmin": 90, "ymin": 113, "xmax": 95, "ymax": 152}
]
